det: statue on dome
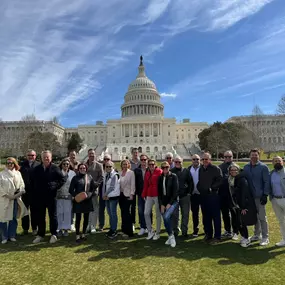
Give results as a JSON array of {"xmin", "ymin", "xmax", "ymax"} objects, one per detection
[{"xmin": 140, "ymin": 55, "xmax": 143, "ymax": 66}]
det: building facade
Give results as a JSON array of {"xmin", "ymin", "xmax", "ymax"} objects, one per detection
[
  {"xmin": 0, "ymin": 57, "xmax": 208, "ymax": 160},
  {"xmin": 227, "ymin": 114, "xmax": 285, "ymax": 151}
]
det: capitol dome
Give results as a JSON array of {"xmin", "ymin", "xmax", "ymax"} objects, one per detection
[{"xmin": 121, "ymin": 56, "xmax": 164, "ymax": 118}]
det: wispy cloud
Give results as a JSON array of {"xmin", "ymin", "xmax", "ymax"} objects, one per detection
[
  {"xmin": 0, "ymin": 0, "xmax": 274, "ymax": 121},
  {"xmin": 160, "ymin": 92, "xmax": 177, "ymax": 98}
]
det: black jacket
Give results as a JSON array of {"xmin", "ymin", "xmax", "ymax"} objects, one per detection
[
  {"xmin": 218, "ymin": 162, "xmax": 233, "ymax": 198},
  {"xmin": 134, "ymin": 166, "xmax": 146, "ymax": 196},
  {"xmin": 19, "ymin": 160, "xmax": 40, "ymax": 193},
  {"xmin": 158, "ymin": 172, "xmax": 179, "ymax": 206},
  {"xmin": 230, "ymin": 172, "xmax": 257, "ymax": 226},
  {"xmin": 69, "ymin": 174, "xmax": 96, "ymax": 213},
  {"xmin": 170, "ymin": 167, "xmax": 193, "ymax": 198},
  {"xmin": 31, "ymin": 163, "xmax": 66, "ymax": 199},
  {"xmin": 197, "ymin": 164, "xmax": 223, "ymax": 195}
]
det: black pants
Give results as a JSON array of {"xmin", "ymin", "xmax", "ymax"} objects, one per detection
[
  {"xmin": 21, "ymin": 193, "xmax": 37, "ymax": 231},
  {"xmin": 234, "ymin": 210, "xmax": 249, "ymax": 239},
  {"xmin": 201, "ymin": 194, "xmax": 221, "ymax": 239},
  {"xmin": 191, "ymin": 194, "xmax": 203, "ymax": 235},
  {"xmin": 119, "ymin": 193, "xmax": 133, "ymax": 236},
  {"xmin": 75, "ymin": 213, "xmax": 89, "ymax": 235},
  {"xmin": 36, "ymin": 197, "xmax": 58, "ymax": 237},
  {"xmin": 99, "ymin": 195, "xmax": 106, "ymax": 229},
  {"xmin": 220, "ymin": 196, "xmax": 239, "ymax": 234},
  {"xmin": 131, "ymin": 195, "xmax": 136, "ymax": 225}
]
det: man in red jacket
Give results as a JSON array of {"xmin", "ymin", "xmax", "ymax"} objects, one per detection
[{"xmin": 142, "ymin": 160, "xmax": 163, "ymax": 240}]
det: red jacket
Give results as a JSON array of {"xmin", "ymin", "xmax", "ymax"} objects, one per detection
[{"xmin": 142, "ymin": 167, "xmax": 163, "ymax": 198}]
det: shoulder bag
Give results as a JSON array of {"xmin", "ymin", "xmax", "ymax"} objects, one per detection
[{"xmin": 75, "ymin": 175, "xmax": 88, "ymax": 203}]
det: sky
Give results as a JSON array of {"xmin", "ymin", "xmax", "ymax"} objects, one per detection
[{"xmin": 0, "ymin": 0, "xmax": 284, "ymax": 127}]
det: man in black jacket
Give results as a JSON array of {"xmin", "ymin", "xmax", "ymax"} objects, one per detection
[
  {"xmin": 31, "ymin": 150, "xmax": 66, "ymax": 244},
  {"xmin": 219, "ymin": 150, "xmax": 237, "ymax": 238},
  {"xmin": 197, "ymin": 152, "xmax": 223, "ymax": 243},
  {"xmin": 20, "ymin": 149, "xmax": 40, "ymax": 235},
  {"xmin": 171, "ymin": 155, "xmax": 193, "ymax": 237},
  {"xmin": 134, "ymin": 154, "xmax": 149, "ymax": 236}
]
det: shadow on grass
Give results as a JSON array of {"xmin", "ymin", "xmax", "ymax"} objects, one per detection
[{"xmin": 2, "ymin": 232, "xmax": 285, "ymax": 266}]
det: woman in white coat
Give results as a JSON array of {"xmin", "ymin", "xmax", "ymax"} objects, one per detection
[
  {"xmin": 57, "ymin": 158, "xmax": 76, "ymax": 237},
  {"xmin": 102, "ymin": 161, "xmax": 120, "ymax": 239},
  {"xmin": 0, "ymin": 157, "xmax": 27, "ymax": 244}
]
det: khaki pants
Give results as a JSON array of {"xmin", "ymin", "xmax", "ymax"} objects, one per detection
[
  {"xmin": 271, "ymin": 198, "xmax": 285, "ymax": 240},
  {"xmin": 88, "ymin": 195, "xmax": 99, "ymax": 228},
  {"xmin": 254, "ymin": 198, "xmax": 269, "ymax": 239}
]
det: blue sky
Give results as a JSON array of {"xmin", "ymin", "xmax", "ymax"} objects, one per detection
[{"xmin": 0, "ymin": 0, "xmax": 284, "ymax": 127}]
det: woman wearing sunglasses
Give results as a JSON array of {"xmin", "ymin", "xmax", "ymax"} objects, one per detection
[
  {"xmin": 102, "ymin": 161, "xmax": 120, "ymax": 239},
  {"xmin": 0, "ymin": 157, "xmax": 27, "ymax": 244},
  {"xmin": 57, "ymin": 158, "xmax": 76, "ymax": 237},
  {"xmin": 228, "ymin": 163, "xmax": 257, "ymax": 248},
  {"xmin": 69, "ymin": 163, "xmax": 96, "ymax": 242},
  {"xmin": 158, "ymin": 161, "xmax": 179, "ymax": 247}
]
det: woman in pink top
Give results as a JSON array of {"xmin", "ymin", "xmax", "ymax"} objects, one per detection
[{"xmin": 119, "ymin": 160, "xmax": 135, "ymax": 238}]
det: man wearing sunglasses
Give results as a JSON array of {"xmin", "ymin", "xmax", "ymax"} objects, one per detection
[
  {"xmin": 197, "ymin": 152, "xmax": 223, "ymax": 243},
  {"xmin": 218, "ymin": 150, "xmax": 237, "ymax": 239},
  {"xmin": 130, "ymin": 148, "xmax": 141, "ymax": 232},
  {"xmin": 134, "ymin": 154, "xmax": 149, "ymax": 235},
  {"xmin": 188, "ymin": 154, "xmax": 202, "ymax": 237},
  {"xmin": 171, "ymin": 156, "xmax": 193, "ymax": 238},
  {"xmin": 165, "ymin": 152, "xmax": 175, "ymax": 169},
  {"xmin": 20, "ymin": 149, "xmax": 40, "ymax": 236}
]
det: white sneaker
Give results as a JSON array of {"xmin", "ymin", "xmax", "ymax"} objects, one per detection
[
  {"xmin": 260, "ymin": 238, "xmax": 269, "ymax": 246},
  {"xmin": 90, "ymin": 226, "xmax": 96, "ymax": 234},
  {"xmin": 146, "ymin": 230, "xmax": 155, "ymax": 240},
  {"xmin": 1, "ymin": 239, "xmax": 8, "ymax": 244},
  {"xmin": 138, "ymin": 228, "xmax": 147, "ymax": 236},
  {"xmin": 153, "ymin": 233, "xmax": 160, "ymax": 240},
  {"xmin": 170, "ymin": 235, "xmax": 176, "ymax": 248},
  {"xmin": 165, "ymin": 236, "xmax": 171, "ymax": 245},
  {"xmin": 276, "ymin": 240, "xmax": 285, "ymax": 247},
  {"xmin": 232, "ymin": 234, "xmax": 239, "ymax": 241},
  {"xmin": 10, "ymin": 238, "xmax": 17, "ymax": 242},
  {"xmin": 249, "ymin": 235, "xmax": 261, "ymax": 242},
  {"xmin": 132, "ymin": 224, "xmax": 136, "ymax": 232},
  {"xmin": 70, "ymin": 224, "xmax": 76, "ymax": 232},
  {"xmin": 33, "ymin": 236, "xmax": 43, "ymax": 244},
  {"xmin": 240, "ymin": 238, "xmax": 251, "ymax": 248},
  {"xmin": 32, "ymin": 230, "xmax": 38, "ymax": 236},
  {"xmin": 49, "ymin": 235, "xmax": 58, "ymax": 244}
]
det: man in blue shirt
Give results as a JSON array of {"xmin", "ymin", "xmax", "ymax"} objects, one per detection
[
  {"xmin": 243, "ymin": 148, "xmax": 270, "ymax": 246},
  {"xmin": 270, "ymin": 156, "xmax": 285, "ymax": 247}
]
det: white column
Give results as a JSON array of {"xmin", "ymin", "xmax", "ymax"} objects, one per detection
[{"xmin": 143, "ymin": 124, "xmax": 145, "ymax": 137}]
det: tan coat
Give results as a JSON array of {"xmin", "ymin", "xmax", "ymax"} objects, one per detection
[{"xmin": 0, "ymin": 168, "xmax": 28, "ymax": 222}]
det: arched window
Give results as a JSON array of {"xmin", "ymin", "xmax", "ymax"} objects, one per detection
[
  {"xmin": 122, "ymin": 147, "xmax": 126, "ymax": 153},
  {"xmin": 154, "ymin": 146, "xmax": 158, "ymax": 152},
  {"xmin": 162, "ymin": 146, "xmax": 166, "ymax": 151},
  {"xmin": 146, "ymin": 146, "xmax": 150, "ymax": 153}
]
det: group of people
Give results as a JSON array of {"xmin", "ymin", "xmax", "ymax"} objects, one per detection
[{"xmin": 1, "ymin": 147, "xmax": 285, "ymax": 249}]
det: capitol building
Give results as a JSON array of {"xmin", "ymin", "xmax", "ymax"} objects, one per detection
[{"xmin": 0, "ymin": 57, "xmax": 208, "ymax": 160}]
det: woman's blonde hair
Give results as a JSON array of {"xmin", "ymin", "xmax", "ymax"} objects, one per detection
[
  {"xmin": 120, "ymin": 159, "xmax": 130, "ymax": 169},
  {"xmin": 6, "ymin": 157, "xmax": 20, "ymax": 171}
]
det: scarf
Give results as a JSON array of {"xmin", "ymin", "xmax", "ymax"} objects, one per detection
[{"xmin": 228, "ymin": 176, "xmax": 235, "ymax": 188}]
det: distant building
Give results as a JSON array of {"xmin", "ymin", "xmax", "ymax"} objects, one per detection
[
  {"xmin": 0, "ymin": 57, "xmax": 208, "ymax": 159},
  {"xmin": 227, "ymin": 114, "xmax": 285, "ymax": 151}
]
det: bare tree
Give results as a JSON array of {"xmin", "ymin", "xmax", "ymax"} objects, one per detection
[
  {"xmin": 22, "ymin": 114, "xmax": 37, "ymax": 121},
  {"xmin": 51, "ymin": 116, "xmax": 60, "ymax": 124},
  {"xmin": 277, "ymin": 95, "xmax": 285, "ymax": 114}
]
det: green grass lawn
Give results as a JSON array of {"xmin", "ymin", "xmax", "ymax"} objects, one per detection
[{"xmin": 1, "ymin": 161, "xmax": 282, "ymax": 285}]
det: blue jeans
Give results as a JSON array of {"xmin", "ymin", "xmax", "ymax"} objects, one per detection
[
  {"xmin": 106, "ymin": 198, "xmax": 119, "ymax": 232},
  {"xmin": 162, "ymin": 202, "xmax": 178, "ymax": 235},
  {"xmin": 138, "ymin": 196, "xmax": 147, "ymax": 229},
  {"xmin": 0, "ymin": 200, "xmax": 18, "ymax": 240}
]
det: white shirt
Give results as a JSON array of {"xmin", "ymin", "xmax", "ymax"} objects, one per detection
[{"xmin": 190, "ymin": 166, "xmax": 200, "ymax": 194}]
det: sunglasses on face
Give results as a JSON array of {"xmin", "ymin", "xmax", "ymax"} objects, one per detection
[
  {"xmin": 192, "ymin": 158, "xmax": 199, "ymax": 161},
  {"xmin": 162, "ymin": 166, "xmax": 169, "ymax": 169},
  {"xmin": 224, "ymin": 156, "xmax": 232, "ymax": 158},
  {"xmin": 104, "ymin": 158, "xmax": 110, "ymax": 161},
  {"xmin": 175, "ymin": 161, "xmax": 181, "ymax": 164},
  {"xmin": 202, "ymin": 158, "xmax": 209, "ymax": 161},
  {"xmin": 28, "ymin": 154, "xmax": 35, "ymax": 157},
  {"xmin": 105, "ymin": 166, "xmax": 112, "ymax": 168},
  {"xmin": 6, "ymin": 162, "xmax": 14, "ymax": 165},
  {"xmin": 141, "ymin": 159, "xmax": 147, "ymax": 161},
  {"xmin": 149, "ymin": 164, "xmax": 155, "ymax": 166},
  {"xmin": 63, "ymin": 163, "xmax": 69, "ymax": 166},
  {"xmin": 166, "ymin": 157, "xmax": 172, "ymax": 159}
]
